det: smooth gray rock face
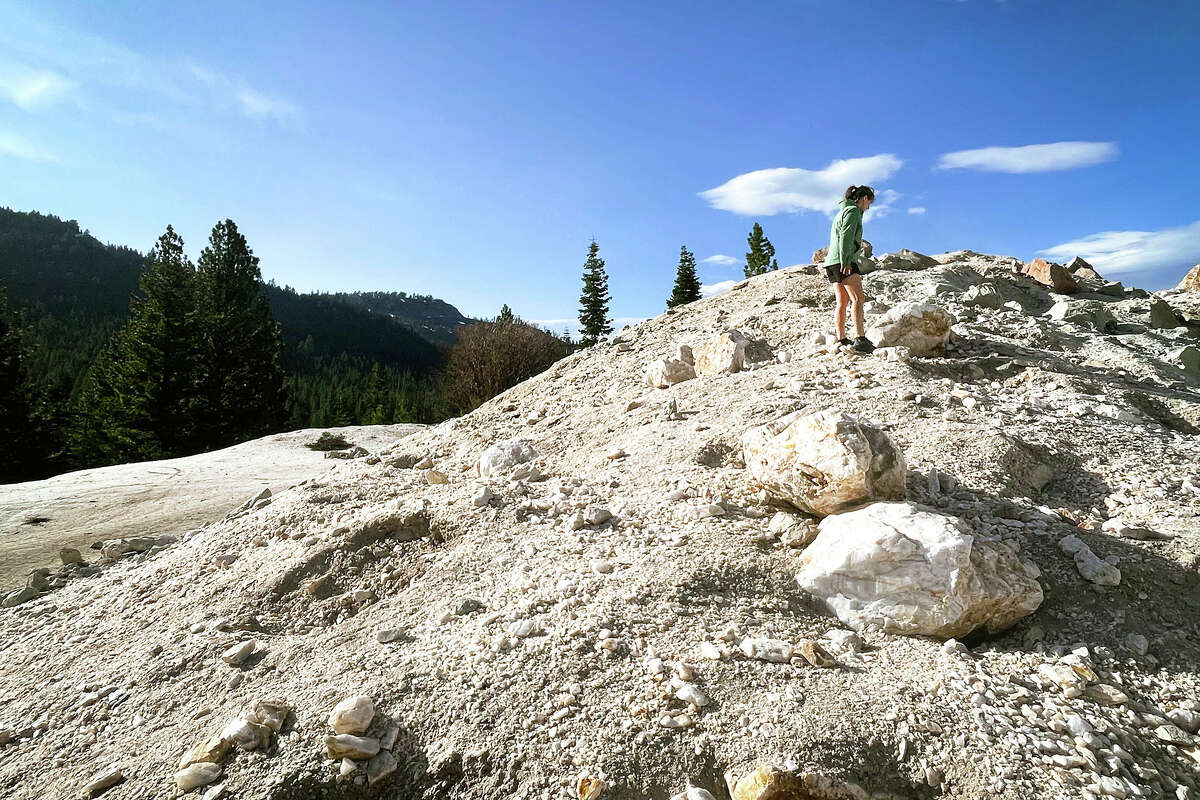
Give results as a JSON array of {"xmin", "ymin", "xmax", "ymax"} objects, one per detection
[
  {"xmin": 866, "ymin": 303, "xmax": 954, "ymax": 356},
  {"xmin": 795, "ymin": 502, "xmax": 1044, "ymax": 639},
  {"xmin": 741, "ymin": 408, "xmax": 906, "ymax": 517}
]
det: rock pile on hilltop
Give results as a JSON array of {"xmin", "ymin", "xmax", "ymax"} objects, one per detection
[{"xmin": 1, "ymin": 250, "xmax": 1199, "ymax": 800}]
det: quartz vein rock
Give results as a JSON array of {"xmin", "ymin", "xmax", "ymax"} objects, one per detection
[
  {"xmin": 865, "ymin": 302, "xmax": 954, "ymax": 356},
  {"xmin": 695, "ymin": 330, "xmax": 748, "ymax": 376},
  {"xmin": 741, "ymin": 408, "xmax": 906, "ymax": 517},
  {"xmin": 477, "ymin": 439, "xmax": 538, "ymax": 478},
  {"xmin": 795, "ymin": 502, "xmax": 1044, "ymax": 639},
  {"xmin": 644, "ymin": 357, "xmax": 696, "ymax": 388}
]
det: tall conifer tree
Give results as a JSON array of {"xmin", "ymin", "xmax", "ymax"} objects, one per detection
[
  {"xmin": 666, "ymin": 245, "xmax": 702, "ymax": 309},
  {"xmin": 74, "ymin": 226, "xmax": 201, "ymax": 463},
  {"xmin": 195, "ymin": 219, "xmax": 286, "ymax": 449},
  {"xmin": 577, "ymin": 240, "xmax": 612, "ymax": 346},
  {"xmin": 744, "ymin": 223, "xmax": 779, "ymax": 276},
  {"xmin": 0, "ymin": 283, "xmax": 34, "ymax": 480}
]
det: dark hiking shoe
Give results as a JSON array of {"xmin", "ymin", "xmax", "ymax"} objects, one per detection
[
  {"xmin": 837, "ymin": 338, "xmax": 853, "ymax": 346},
  {"xmin": 853, "ymin": 336, "xmax": 875, "ymax": 354}
]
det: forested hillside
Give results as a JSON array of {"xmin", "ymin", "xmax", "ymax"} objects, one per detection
[{"xmin": 0, "ymin": 209, "xmax": 456, "ymax": 479}]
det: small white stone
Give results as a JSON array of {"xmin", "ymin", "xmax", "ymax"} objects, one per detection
[{"xmin": 220, "ymin": 640, "xmax": 255, "ymax": 666}]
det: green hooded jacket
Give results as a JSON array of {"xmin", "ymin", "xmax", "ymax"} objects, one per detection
[{"xmin": 823, "ymin": 199, "xmax": 863, "ymax": 269}]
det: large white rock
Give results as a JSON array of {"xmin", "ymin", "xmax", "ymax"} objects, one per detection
[
  {"xmin": 477, "ymin": 439, "xmax": 538, "ymax": 478},
  {"xmin": 795, "ymin": 502, "xmax": 1044, "ymax": 639},
  {"xmin": 644, "ymin": 358, "xmax": 697, "ymax": 388},
  {"xmin": 327, "ymin": 695, "xmax": 375, "ymax": 735},
  {"xmin": 866, "ymin": 303, "xmax": 954, "ymax": 356},
  {"xmin": 741, "ymin": 408, "xmax": 906, "ymax": 517},
  {"xmin": 695, "ymin": 330, "xmax": 748, "ymax": 376}
]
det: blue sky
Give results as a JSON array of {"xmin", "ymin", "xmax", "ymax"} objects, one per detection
[{"xmin": 2, "ymin": 0, "xmax": 1199, "ymax": 333}]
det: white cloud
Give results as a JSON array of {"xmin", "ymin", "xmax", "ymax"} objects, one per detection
[
  {"xmin": 936, "ymin": 141, "xmax": 1118, "ymax": 173},
  {"xmin": 700, "ymin": 280, "xmax": 738, "ymax": 298},
  {"xmin": 698, "ymin": 154, "xmax": 904, "ymax": 216},
  {"xmin": 863, "ymin": 188, "xmax": 900, "ymax": 223},
  {"xmin": 1038, "ymin": 220, "xmax": 1200, "ymax": 281},
  {"xmin": 702, "ymin": 254, "xmax": 740, "ymax": 266},
  {"xmin": 0, "ymin": 129, "xmax": 56, "ymax": 161},
  {"xmin": 0, "ymin": 66, "xmax": 74, "ymax": 109},
  {"xmin": 908, "ymin": 207, "xmax": 926, "ymax": 215},
  {"xmin": 189, "ymin": 63, "xmax": 299, "ymax": 123},
  {"xmin": 237, "ymin": 88, "xmax": 300, "ymax": 122}
]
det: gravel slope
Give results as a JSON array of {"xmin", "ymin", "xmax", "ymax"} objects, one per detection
[{"xmin": 1, "ymin": 255, "xmax": 1198, "ymax": 800}]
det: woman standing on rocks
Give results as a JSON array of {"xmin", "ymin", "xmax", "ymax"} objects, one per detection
[{"xmin": 824, "ymin": 185, "xmax": 875, "ymax": 353}]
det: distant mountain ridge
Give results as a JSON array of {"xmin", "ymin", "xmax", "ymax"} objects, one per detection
[
  {"xmin": 322, "ymin": 291, "xmax": 475, "ymax": 347},
  {"xmin": 0, "ymin": 207, "xmax": 467, "ymax": 395}
]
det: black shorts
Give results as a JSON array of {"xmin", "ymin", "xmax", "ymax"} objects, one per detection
[{"xmin": 824, "ymin": 263, "xmax": 861, "ymax": 284}]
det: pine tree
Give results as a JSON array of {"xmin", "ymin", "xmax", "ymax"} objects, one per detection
[
  {"xmin": 0, "ymin": 282, "xmax": 34, "ymax": 480},
  {"xmin": 666, "ymin": 245, "xmax": 702, "ymax": 309},
  {"xmin": 744, "ymin": 223, "xmax": 778, "ymax": 277},
  {"xmin": 577, "ymin": 240, "xmax": 612, "ymax": 346},
  {"xmin": 73, "ymin": 226, "xmax": 202, "ymax": 464},
  {"xmin": 497, "ymin": 304, "xmax": 515, "ymax": 324},
  {"xmin": 195, "ymin": 219, "xmax": 286, "ymax": 449}
]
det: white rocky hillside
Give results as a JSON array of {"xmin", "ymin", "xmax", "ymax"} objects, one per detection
[{"xmin": 2, "ymin": 251, "xmax": 1200, "ymax": 800}]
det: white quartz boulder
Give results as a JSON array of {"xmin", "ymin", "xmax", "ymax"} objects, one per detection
[
  {"xmin": 741, "ymin": 408, "xmax": 906, "ymax": 517},
  {"xmin": 644, "ymin": 358, "xmax": 696, "ymax": 388},
  {"xmin": 695, "ymin": 330, "xmax": 748, "ymax": 376},
  {"xmin": 795, "ymin": 502, "xmax": 1044, "ymax": 639},
  {"xmin": 477, "ymin": 439, "xmax": 538, "ymax": 478},
  {"xmin": 866, "ymin": 303, "xmax": 954, "ymax": 356}
]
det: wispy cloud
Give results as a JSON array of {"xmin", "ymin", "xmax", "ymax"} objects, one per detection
[
  {"xmin": 0, "ymin": 66, "xmax": 74, "ymax": 110},
  {"xmin": 702, "ymin": 254, "xmax": 740, "ymax": 266},
  {"xmin": 1039, "ymin": 219, "xmax": 1200, "ymax": 281},
  {"xmin": 0, "ymin": 8, "xmax": 299, "ymax": 127},
  {"xmin": 700, "ymin": 280, "xmax": 738, "ymax": 298},
  {"xmin": 237, "ymin": 87, "xmax": 300, "ymax": 122},
  {"xmin": 907, "ymin": 207, "xmax": 926, "ymax": 215},
  {"xmin": 864, "ymin": 188, "xmax": 900, "ymax": 222},
  {"xmin": 0, "ymin": 129, "xmax": 56, "ymax": 161},
  {"xmin": 189, "ymin": 62, "xmax": 299, "ymax": 123},
  {"xmin": 936, "ymin": 141, "xmax": 1118, "ymax": 173},
  {"xmin": 699, "ymin": 154, "xmax": 904, "ymax": 216}
]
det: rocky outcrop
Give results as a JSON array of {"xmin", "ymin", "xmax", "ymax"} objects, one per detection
[
  {"xmin": 962, "ymin": 282, "xmax": 1003, "ymax": 309},
  {"xmin": 1024, "ymin": 258, "xmax": 1078, "ymax": 294},
  {"xmin": 1047, "ymin": 299, "xmax": 1117, "ymax": 332},
  {"xmin": 741, "ymin": 408, "xmax": 906, "ymax": 517},
  {"xmin": 1176, "ymin": 263, "xmax": 1200, "ymax": 292},
  {"xmin": 1149, "ymin": 297, "xmax": 1179, "ymax": 329},
  {"xmin": 695, "ymin": 330, "xmax": 748, "ymax": 376},
  {"xmin": 795, "ymin": 502, "xmax": 1044, "ymax": 639},
  {"xmin": 877, "ymin": 249, "xmax": 938, "ymax": 271},
  {"xmin": 865, "ymin": 302, "xmax": 954, "ymax": 356}
]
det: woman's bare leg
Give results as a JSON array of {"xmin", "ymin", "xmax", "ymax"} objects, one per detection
[
  {"xmin": 834, "ymin": 283, "xmax": 850, "ymax": 340},
  {"xmin": 844, "ymin": 274, "xmax": 866, "ymax": 338}
]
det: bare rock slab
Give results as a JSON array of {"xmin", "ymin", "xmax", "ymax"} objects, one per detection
[
  {"xmin": 741, "ymin": 408, "xmax": 906, "ymax": 517},
  {"xmin": 795, "ymin": 502, "xmax": 1044, "ymax": 639}
]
